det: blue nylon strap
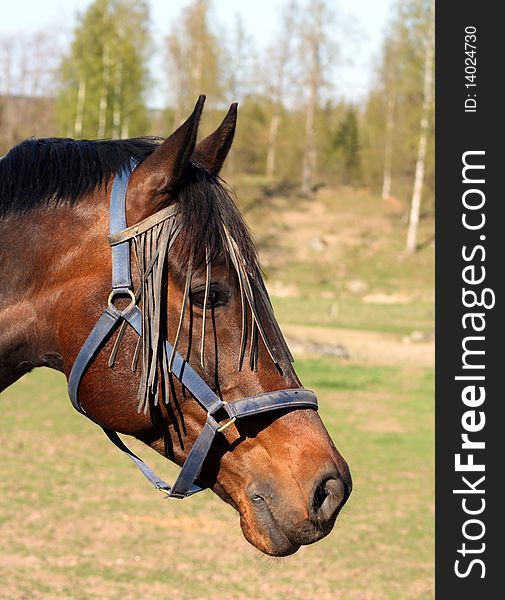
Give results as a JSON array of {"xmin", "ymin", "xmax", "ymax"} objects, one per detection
[
  {"xmin": 68, "ymin": 303, "xmax": 140, "ymax": 415},
  {"xmin": 169, "ymin": 416, "xmax": 220, "ymax": 498},
  {"xmin": 102, "ymin": 428, "xmax": 203, "ymax": 496},
  {"xmin": 167, "ymin": 392, "xmax": 317, "ymax": 497},
  {"xmin": 122, "ymin": 303, "xmax": 142, "ymax": 333},
  {"xmin": 163, "ymin": 341, "xmax": 223, "ymax": 415},
  {"xmin": 68, "ymin": 307, "xmax": 122, "ymax": 414},
  {"xmin": 167, "ymin": 387, "xmax": 318, "ymax": 497},
  {"xmin": 109, "ymin": 159, "xmax": 138, "ymax": 290},
  {"xmin": 122, "ymin": 305, "xmax": 224, "ymax": 416},
  {"xmin": 67, "ymin": 163, "xmax": 319, "ymax": 500},
  {"xmin": 67, "ymin": 302, "xmax": 200, "ymax": 496},
  {"xmin": 226, "ymin": 389, "xmax": 317, "ymax": 419},
  {"xmin": 66, "ymin": 300, "xmax": 222, "ymax": 496},
  {"xmin": 67, "ymin": 299, "xmax": 317, "ymax": 497}
]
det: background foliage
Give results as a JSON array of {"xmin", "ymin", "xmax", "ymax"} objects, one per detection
[
  {"xmin": 0, "ymin": 0, "xmax": 434, "ymax": 225},
  {"xmin": 0, "ymin": 1, "xmax": 434, "ymax": 598}
]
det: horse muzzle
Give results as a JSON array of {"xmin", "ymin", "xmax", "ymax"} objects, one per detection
[{"xmin": 240, "ymin": 465, "xmax": 352, "ymax": 556}]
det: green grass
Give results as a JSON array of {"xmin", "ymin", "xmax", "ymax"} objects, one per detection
[
  {"xmin": 271, "ymin": 295, "xmax": 434, "ymax": 335},
  {"xmin": 235, "ymin": 182, "xmax": 435, "ymax": 337},
  {"xmin": 0, "ymin": 184, "xmax": 433, "ymax": 598},
  {"xmin": 0, "ymin": 362, "xmax": 434, "ymax": 599}
]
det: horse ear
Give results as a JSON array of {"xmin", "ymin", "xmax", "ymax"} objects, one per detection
[
  {"xmin": 192, "ymin": 103, "xmax": 238, "ymax": 175},
  {"xmin": 127, "ymin": 96, "xmax": 205, "ymax": 220}
]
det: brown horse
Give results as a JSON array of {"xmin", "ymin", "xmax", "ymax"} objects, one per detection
[{"xmin": 0, "ymin": 97, "xmax": 351, "ymax": 556}]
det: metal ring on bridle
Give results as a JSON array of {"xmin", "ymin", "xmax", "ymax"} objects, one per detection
[{"xmin": 107, "ymin": 288, "xmax": 136, "ymax": 311}]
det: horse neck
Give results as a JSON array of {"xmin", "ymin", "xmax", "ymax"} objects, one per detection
[{"xmin": 0, "ymin": 194, "xmax": 108, "ymax": 391}]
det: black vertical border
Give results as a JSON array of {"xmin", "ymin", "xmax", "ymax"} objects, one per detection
[{"xmin": 436, "ymin": 3, "xmax": 503, "ymax": 597}]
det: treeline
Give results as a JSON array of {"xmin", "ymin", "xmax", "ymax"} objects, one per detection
[{"xmin": 0, "ymin": 0, "xmax": 434, "ymax": 246}]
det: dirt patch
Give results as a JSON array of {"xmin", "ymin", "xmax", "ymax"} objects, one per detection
[
  {"xmin": 282, "ymin": 324, "xmax": 434, "ymax": 368},
  {"xmin": 363, "ymin": 292, "xmax": 412, "ymax": 304}
]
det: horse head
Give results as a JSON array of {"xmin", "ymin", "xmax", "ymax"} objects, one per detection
[{"xmin": 0, "ymin": 97, "xmax": 351, "ymax": 557}]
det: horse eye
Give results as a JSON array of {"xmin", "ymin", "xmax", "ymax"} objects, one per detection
[{"xmin": 191, "ymin": 284, "xmax": 227, "ymax": 309}]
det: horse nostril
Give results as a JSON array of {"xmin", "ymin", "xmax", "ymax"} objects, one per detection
[
  {"xmin": 252, "ymin": 494, "xmax": 265, "ymax": 505},
  {"xmin": 311, "ymin": 477, "xmax": 347, "ymax": 523},
  {"xmin": 312, "ymin": 481, "xmax": 328, "ymax": 514}
]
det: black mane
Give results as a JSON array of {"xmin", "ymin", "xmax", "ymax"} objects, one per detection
[
  {"xmin": 0, "ymin": 137, "xmax": 160, "ymax": 214},
  {"xmin": 0, "ymin": 137, "xmax": 289, "ymax": 367},
  {"xmin": 0, "ymin": 137, "xmax": 258, "ymax": 269}
]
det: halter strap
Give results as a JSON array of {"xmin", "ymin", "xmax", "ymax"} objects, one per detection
[
  {"xmin": 110, "ymin": 160, "xmax": 137, "ymax": 290},
  {"xmin": 67, "ymin": 160, "xmax": 318, "ymax": 498}
]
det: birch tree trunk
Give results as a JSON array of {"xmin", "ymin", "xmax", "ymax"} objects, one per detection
[
  {"xmin": 299, "ymin": 0, "xmax": 331, "ymax": 196},
  {"xmin": 381, "ymin": 91, "xmax": 396, "ymax": 201},
  {"xmin": 302, "ymin": 73, "xmax": 317, "ymax": 195},
  {"xmin": 74, "ymin": 78, "xmax": 86, "ymax": 138},
  {"xmin": 121, "ymin": 117, "xmax": 130, "ymax": 139},
  {"xmin": 97, "ymin": 44, "xmax": 110, "ymax": 138},
  {"xmin": 111, "ymin": 61, "xmax": 122, "ymax": 138},
  {"xmin": 266, "ymin": 110, "xmax": 280, "ymax": 179},
  {"xmin": 264, "ymin": 3, "xmax": 296, "ymax": 180},
  {"xmin": 406, "ymin": 0, "xmax": 434, "ymax": 253}
]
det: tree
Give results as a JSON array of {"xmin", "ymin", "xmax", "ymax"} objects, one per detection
[
  {"xmin": 380, "ymin": 37, "xmax": 400, "ymax": 201},
  {"xmin": 297, "ymin": 0, "xmax": 339, "ymax": 195},
  {"xmin": 0, "ymin": 32, "xmax": 60, "ymax": 152},
  {"xmin": 166, "ymin": 0, "xmax": 222, "ymax": 124},
  {"xmin": 263, "ymin": 1, "xmax": 298, "ymax": 180},
  {"xmin": 332, "ymin": 106, "xmax": 362, "ymax": 185},
  {"xmin": 223, "ymin": 14, "xmax": 256, "ymax": 104},
  {"xmin": 221, "ymin": 14, "xmax": 257, "ymax": 174},
  {"xmin": 406, "ymin": 0, "xmax": 434, "ymax": 253},
  {"xmin": 362, "ymin": 0, "xmax": 434, "ymax": 212},
  {"xmin": 58, "ymin": 0, "xmax": 150, "ymax": 139}
]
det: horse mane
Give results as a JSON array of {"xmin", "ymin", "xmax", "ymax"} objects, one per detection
[
  {"xmin": 0, "ymin": 137, "xmax": 257, "ymax": 269},
  {"xmin": 0, "ymin": 137, "xmax": 291, "ymax": 377},
  {"xmin": 0, "ymin": 137, "xmax": 160, "ymax": 213}
]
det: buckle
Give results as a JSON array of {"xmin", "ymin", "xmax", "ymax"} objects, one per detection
[
  {"xmin": 217, "ymin": 416, "xmax": 237, "ymax": 433},
  {"xmin": 215, "ymin": 401, "xmax": 237, "ymax": 433}
]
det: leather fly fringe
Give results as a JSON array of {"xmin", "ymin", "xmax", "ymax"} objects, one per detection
[
  {"xmin": 134, "ymin": 216, "xmax": 180, "ymax": 414},
  {"xmin": 110, "ymin": 213, "xmax": 292, "ymax": 415}
]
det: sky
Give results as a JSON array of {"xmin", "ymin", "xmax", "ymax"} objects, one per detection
[{"xmin": 0, "ymin": 0, "xmax": 394, "ymax": 106}]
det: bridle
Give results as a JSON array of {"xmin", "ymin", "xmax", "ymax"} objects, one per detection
[{"xmin": 68, "ymin": 160, "xmax": 318, "ymax": 499}]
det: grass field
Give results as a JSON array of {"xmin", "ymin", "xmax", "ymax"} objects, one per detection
[
  {"xmin": 0, "ymin": 184, "xmax": 434, "ymax": 599},
  {"xmin": 235, "ymin": 182, "xmax": 434, "ymax": 337},
  {"xmin": 0, "ymin": 362, "xmax": 433, "ymax": 600}
]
